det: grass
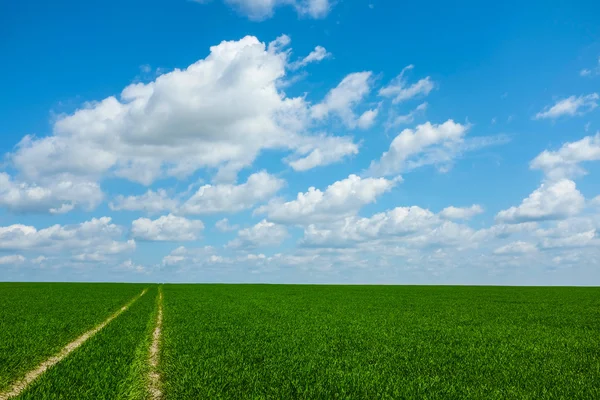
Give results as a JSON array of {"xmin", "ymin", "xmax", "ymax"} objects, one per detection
[
  {"xmin": 161, "ymin": 285, "xmax": 600, "ymax": 399},
  {"xmin": 0, "ymin": 283, "xmax": 146, "ymax": 392},
  {"xmin": 17, "ymin": 286, "xmax": 156, "ymax": 400}
]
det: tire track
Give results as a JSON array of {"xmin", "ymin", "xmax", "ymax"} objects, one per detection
[
  {"xmin": 0, "ymin": 289, "xmax": 148, "ymax": 400},
  {"xmin": 148, "ymin": 287, "xmax": 163, "ymax": 400}
]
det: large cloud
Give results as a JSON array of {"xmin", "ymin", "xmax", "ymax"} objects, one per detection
[
  {"xmin": 227, "ymin": 220, "xmax": 288, "ymax": 248},
  {"xmin": 181, "ymin": 171, "xmax": 284, "ymax": 214},
  {"xmin": 9, "ymin": 36, "xmax": 358, "ymax": 187},
  {"xmin": 0, "ymin": 217, "xmax": 135, "ymax": 261},
  {"xmin": 0, "ymin": 173, "xmax": 103, "ymax": 214},
  {"xmin": 256, "ymin": 174, "xmax": 398, "ymax": 225},
  {"xmin": 302, "ymin": 206, "xmax": 441, "ymax": 247},
  {"xmin": 110, "ymin": 189, "xmax": 179, "ymax": 213},
  {"xmin": 530, "ymin": 133, "xmax": 600, "ymax": 179},
  {"xmin": 367, "ymin": 120, "xmax": 470, "ymax": 176},
  {"xmin": 495, "ymin": 179, "xmax": 585, "ymax": 223},
  {"xmin": 131, "ymin": 214, "xmax": 204, "ymax": 241}
]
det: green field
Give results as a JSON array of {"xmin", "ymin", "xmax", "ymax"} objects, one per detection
[
  {"xmin": 0, "ymin": 283, "xmax": 146, "ymax": 392},
  {"xmin": 1, "ymin": 283, "xmax": 599, "ymax": 399}
]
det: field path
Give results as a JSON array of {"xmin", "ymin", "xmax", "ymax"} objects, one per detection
[
  {"xmin": 148, "ymin": 287, "xmax": 164, "ymax": 400},
  {"xmin": 0, "ymin": 288, "xmax": 148, "ymax": 400}
]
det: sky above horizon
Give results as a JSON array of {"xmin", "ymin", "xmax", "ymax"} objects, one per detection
[{"xmin": 1, "ymin": 0, "xmax": 600, "ymax": 284}]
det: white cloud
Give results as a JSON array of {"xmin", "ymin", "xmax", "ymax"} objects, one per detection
[
  {"xmin": 480, "ymin": 222, "xmax": 538, "ymax": 239},
  {"xmin": 385, "ymin": 102, "xmax": 427, "ymax": 130},
  {"xmin": 286, "ymin": 135, "xmax": 359, "ymax": 171},
  {"xmin": 357, "ymin": 108, "xmax": 379, "ymax": 129},
  {"xmin": 215, "ymin": 218, "xmax": 239, "ymax": 232},
  {"xmin": 495, "ymin": 179, "xmax": 584, "ymax": 223},
  {"xmin": 311, "ymin": 72, "xmax": 373, "ymax": 128},
  {"xmin": 539, "ymin": 230, "xmax": 597, "ymax": 249},
  {"xmin": 200, "ymin": 0, "xmax": 331, "ymax": 21},
  {"xmin": 379, "ymin": 65, "xmax": 435, "ymax": 104},
  {"xmin": 530, "ymin": 133, "xmax": 600, "ymax": 180},
  {"xmin": 493, "ymin": 241, "xmax": 537, "ymax": 255},
  {"xmin": 290, "ymin": 45, "xmax": 331, "ymax": 70},
  {"xmin": 161, "ymin": 245, "xmax": 226, "ymax": 267},
  {"xmin": 440, "ymin": 205, "xmax": 484, "ymax": 220},
  {"xmin": 0, "ymin": 255, "xmax": 26, "ymax": 265},
  {"xmin": 9, "ymin": 36, "xmax": 357, "ymax": 186},
  {"xmin": 256, "ymin": 174, "xmax": 398, "ymax": 225},
  {"xmin": 367, "ymin": 120, "xmax": 470, "ymax": 176},
  {"xmin": 534, "ymin": 93, "xmax": 598, "ymax": 119},
  {"xmin": 302, "ymin": 206, "xmax": 440, "ymax": 247},
  {"xmin": 181, "ymin": 171, "xmax": 284, "ymax": 214},
  {"xmin": 228, "ymin": 220, "xmax": 288, "ymax": 248},
  {"xmin": 0, "ymin": 217, "xmax": 135, "ymax": 258},
  {"xmin": 110, "ymin": 189, "xmax": 178, "ymax": 213},
  {"xmin": 0, "ymin": 173, "xmax": 103, "ymax": 214},
  {"xmin": 131, "ymin": 214, "xmax": 204, "ymax": 241}
]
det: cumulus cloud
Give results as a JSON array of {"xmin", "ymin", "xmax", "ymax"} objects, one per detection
[
  {"xmin": 197, "ymin": 0, "xmax": 331, "ymax": 21},
  {"xmin": 290, "ymin": 45, "xmax": 331, "ymax": 70},
  {"xmin": 286, "ymin": 135, "xmax": 359, "ymax": 171},
  {"xmin": 530, "ymin": 133, "xmax": 600, "ymax": 179},
  {"xmin": 534, "ymin": 93, "xmax": 598, "ymax": 119},
  {"xmin": 131, "ymin": 214, "xmax": 204, "ymax": 241},
  {"xmin": 0, "ymin": 217, "xmax": 135, "ymax": 259},
  {"xmin": 302, "ymin": 206, "xmax": 440, "ymax": 247},
  {"xmin": 8, "ymin": 36, "xmax": 357, "ymax": 187},
  {"xmin": 0, "ymin": 173, "xmax": 103, "ymax": 214},
  {"xmin": 379, "ymin": 65, "xmax": 435, "ymax": 104},
  {"xmin": 440, "ymin": 204, "xmax": 484, "ymax": 220},
  {"xmin": 161, "ymin": 245, "xmax": 227, "ymax": 267},
  {"xmin": 367, "ymin": 120, "xmax": 470, "ymax": 176},
  {"xmin": 311, "ymin": 72, "xmax": 373, "ymax": 128},
  {"xmin": 110, "ymin": 189, "xmax": 179, "ymax": 213},
  {"xmin": 227, "ymin": 220, "xmax": 288, "ymax": 248},
  {"xmin": 357, "ymin": 108, "xmax": 379, "ymax": 129},
  {"xmin": 0, "ymin": 255, "xmax": 26, "ymax": 265},
  {"xmin": 181, "ymin": 171, "xmax": 284, "ymax": 214},
  {"xmin": 495, "ymin": 179, "xmax": 584, "ymax": 223},
  {"xmin": 256, "ymin": 174, "xmax": 398, "ymax": 225}
]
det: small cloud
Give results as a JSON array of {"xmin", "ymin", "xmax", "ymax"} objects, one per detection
[{"xmin": 534, "ymin": 93, "xmax": 599, "ymax": 120}]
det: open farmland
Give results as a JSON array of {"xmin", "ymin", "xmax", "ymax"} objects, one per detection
[
  {"xmin": 0, "ymin": 283, "xmax": 146, "ymax": 393},
  {"xmin": 161, "ymin": 285, "xmax": 600, "ymax": 399},
  {"xmin": 0, "ymin": 283, "xmax": 599, "ymax": 399}
]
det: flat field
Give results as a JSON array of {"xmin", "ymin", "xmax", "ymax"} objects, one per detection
[
  {"xmin": 0, "ymin": 283, "xmax": 146, "ymax": 392},
  {"xmin": 18, "ymin": 287, "xmax": 157, "ymax": 400},
  {"xmin": 161, "ymin": 285, "xmax": 600, "ymax": 399},
  {"xmin": 1, "ymin": 284, "xmax": 599, "ymax": 399}
]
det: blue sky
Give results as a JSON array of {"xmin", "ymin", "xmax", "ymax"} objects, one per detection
[{"xmin": 1, "ymin": 0, "xmax": 600, "ymax": 284}]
